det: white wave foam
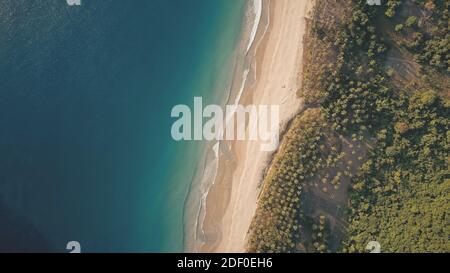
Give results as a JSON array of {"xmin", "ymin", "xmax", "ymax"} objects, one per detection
[
  {"xmin": 190, "ymin": 0, "xmax": 264, "ymax": 251},
  {"xmin": 246, "ymin": 0, "xmax": 262, "ymax": 53},
  {"xmin": 212, "ymin": 142, "xmax": 220, "ymax": 159}
]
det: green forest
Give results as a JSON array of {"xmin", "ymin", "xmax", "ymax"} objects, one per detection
[{"xmin": 247, "ymin": 0, "xmax": 449, "ymax": 253}]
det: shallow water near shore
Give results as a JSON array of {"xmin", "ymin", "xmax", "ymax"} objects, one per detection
[{"xmin": 183, "ymin": 0, "xmax": 267, "ymax": 252}]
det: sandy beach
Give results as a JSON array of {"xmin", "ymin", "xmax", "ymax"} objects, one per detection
[{"xmin": 188, "ymin": 0, "xmax": 314, "ymax": 253}]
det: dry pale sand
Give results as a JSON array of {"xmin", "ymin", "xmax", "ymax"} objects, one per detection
[{"xmin": 198, "ymin": 0, "xmax": 314, "ymax": 253}]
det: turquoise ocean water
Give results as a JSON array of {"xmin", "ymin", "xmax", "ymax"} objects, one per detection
[{"xmin": 0, "ymin": 0, "xmax": 246, "ymax": 252}]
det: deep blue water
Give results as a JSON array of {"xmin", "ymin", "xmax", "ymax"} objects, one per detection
[{"xmin": 0, "ymin": 0, "xmax": 245, "ymax": 252}]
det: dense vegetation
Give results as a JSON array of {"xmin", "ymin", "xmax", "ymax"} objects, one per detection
[
  {"xmin": 345, "ymin": 90, "xmax": 449, "ymax": 252},
  {"xmin": 247, "ymin": 0, "xmax": 449, "ymax": 253},
  {"xmin": 247, "ymin": 108, "xmax": 331, "ymax": 252},
  {"xmin": 390, "ymin": 0, "xmax": 449, "ymax": 71}
]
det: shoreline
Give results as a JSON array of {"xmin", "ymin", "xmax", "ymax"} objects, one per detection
[
  {"xmin": 185, "ymin": 0, "xmax": 314, "ymax": 253},
  {"xmin": 183, "ymin": 0, "xmax": 266, "ymax": 252}
]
